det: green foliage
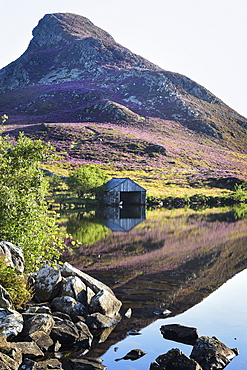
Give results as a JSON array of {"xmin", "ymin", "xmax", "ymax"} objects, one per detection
[
  {"xmin": 1, "ymin": 114, "xmax": 8, "ymax": 124},
  {"xmin": 232, "ymin": 184, "xmax": 247, "ymax": 202},
  {"xmin": 232, "ymin": 204, "xmax": 247, "ymax": 220},
  {"xmin": 48, "ymin": 174, "xmax": 65, "ymax": 193},
  {"xmin": 67, "ymin": 164, "xmax": 109, "ymax": 198},
  {"xmin": 0, "ymin": 133, "xmax": 65, "ymax": 272},
  {"xmin": 0, "ymin": 258, "xmax": 32, "ymax": 308}
]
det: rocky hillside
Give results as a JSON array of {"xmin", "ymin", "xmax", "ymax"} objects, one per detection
[{"xmin": 0, "ymin": 12, "xmax": 247, "ymax": 180}]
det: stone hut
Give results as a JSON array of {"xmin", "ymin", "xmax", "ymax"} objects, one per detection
[{"xmin": 104, "ymin": 178, "xmax": 146, "ymax": 205}]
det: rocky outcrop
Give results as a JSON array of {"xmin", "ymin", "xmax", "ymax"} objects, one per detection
[{"xmin": 0, "ymin": 261, "xmax": 122, "ymax": 369}]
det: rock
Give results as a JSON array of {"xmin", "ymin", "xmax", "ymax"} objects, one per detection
[
  {"xmin": 59, "ymin": 276, "xmax": 87, "ymax": 305},
  {"xmin": 160, "ymin": 324, "xmax": 199, "ymax": 345},
  {"xmin": 86, "ymin": 312, "xmax": 120, "ymax": 331},
  {"xmin": 154, "ymin": 309, "xmax": 171, "ymax": 317},
  {"xmin": 67, "ymin": 357, "xmax": 106, "ymax": 370},
  {"xmin": 52, "ymin": 311, "xmax": 72, "ymax": 321},
  {"xmin": 27, "ymin": 330, "xmax": 54, "ymax": 352},
  {"xmin": 22, "ymin": 313, "xmax": 55, "ymax": 337},
  {"xmin": 150, "ymin": 348, "xmax": 202, "ymax": 370},
  {"xmin": 96, "ymin": 324, "xmax": 117, "ymax": 343},
  {"xmin": 51, "ymin": 296, "xmax": 76, "ymax": 315},
  {"xmin": 87, "ymin": 286, "xmax": 95, "ymax": 305},
  {"xmin": 51, "ymin": 296, "xmax": 88, "ymax": 318},
  {"xmin": 125, "ymin": 308, "xmax": 132, "ymax": 318},
  {"xmin": 0, "ymin": 241, "xmax": 24, "ymax": 273},
  {"xmin": 115, "ymin": 349, "xmax": 147, "ymax": 362},
  {"xmin": 0, "ymin": 285, "xmax": 12, "ymax": 309},
  {"xmin": 127, "ymin": 329, "xmax": 141, "ymax": 335},
  {"xmin": 0, "ymin": 352, "xmax": 20, "ymax": 370},
  {"xmin": 0, "ymin": 309, "xmax": 23, "ymax": 338},
  {"xmin": 0, "ymin": 336, "xmax": 22, "ymax": 368},
  {"xmin": 50, "ymin": 319, "xmax": 80, "ymax": 345},
  {"xmin": 61, "ymin": 262, "xmax": 114, "ymax": 295},
  {"xmin": 19, "ymin": 358, "xmax": 63, "ymax": 369},
  {"xmin": 190, "ymin": 336, "xmax": 238, "ymax": 370},
  {"xmin": 25, "ymin": 306, "xmax": 52, "ymax": 315},
  {"xmin": 89, "ymin": 289, "xmax": 122, "ymax": 317},
  {"xmin": 34, "ymin": 265, "xmax": 62, "ymax": 302},
  {"xmin": 8, "ymin": 342, "xmax": 44, "ymax": 360},
  {"xmin": 74, "ymin": 321, "xmax": 93, "ymax": 349}
]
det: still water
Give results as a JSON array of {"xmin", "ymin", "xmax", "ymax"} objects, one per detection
[{"xmin": 62, "ymin": 205, "xmax": 247, "ymax": 369}]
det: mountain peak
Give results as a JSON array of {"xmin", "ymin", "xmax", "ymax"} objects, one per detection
[
  {"xmin": 0, "ymin": 12, "xmax": 247, "ymax": 151},
  {"xmin": 28, "ymin": 13, "xmax": 115, "ymax": 49}
]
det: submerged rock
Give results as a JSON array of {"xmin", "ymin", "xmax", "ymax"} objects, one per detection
[{"xmin": 116, "ymin": 349, "xmax": 147, "ymax": 362}]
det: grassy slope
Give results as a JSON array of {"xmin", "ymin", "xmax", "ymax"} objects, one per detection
[{"xmin": 4, "ymin": 118, "xmax": 247, "ymax": 197}]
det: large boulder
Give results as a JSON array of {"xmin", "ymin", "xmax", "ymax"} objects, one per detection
[
  {"xmin": 74, "ymin": 321, "xmax": 93, "ymax": 349},
  {"xmin": 34, "ymin": 265, "xmax": 62, "ymax": 302},
  {"xmin": 190, "ymin": 336, "xmax": 239, "ymax": 370},
  {"xmin": 61, "ymin": 262, "xmax": 114, "ymax": 295},
  {"xmin": 89, "ymin": 289, "xmax": 122, "ymax": 317},
  {"xmin": 51, "ymin": 296, "xmax": 88, "ymax": 318},
  {"xmin": 59, "ymin": 276, "xmax": 87, "ymax": 305},
  {"xmin": 86, "ymin": 312, "xmax": 121, "ymax": 331},
  {"xmin": 22, "ymin": 313, "xmax": 55, "ymax": 337},
  {"xmin": 0, "ymin": 309, "xmax": 23, "ymax": 338},
  {"xmin": 150, "ymin": 348, "xmax": 202, "ymax": 370},
  {"xmin": 27, "ymin": 330, "xmax": 54, "ymax": 352},
  {"xmin": 50, "ymin": 319, "xmax": 80, "ymax": 345},
  {"xmin": 0, "ymin": 241, "xmax": 24, "ymax": 273},
  {"xmin": 160, "ymin": 324, "xmax": 199, "ymax": 345}
]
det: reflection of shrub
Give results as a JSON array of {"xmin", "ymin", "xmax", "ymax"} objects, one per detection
[
  {"xmin": 66, "ymin": 216, "xmax": 109, "ymax": 245},
  {"xmin": 232, "ymin": 204, "xmax": 247, "ymax": 220},
  {"xmin": 189, "ymin": 193, "xmax": 209, "ymax": 204},
  {"xmin": 232, "ymin": 184, "xmax": 247, "ymax": 202},
  {"xmin": 0, "ymin": 258, "xmax": 32, "ymax": 308}
]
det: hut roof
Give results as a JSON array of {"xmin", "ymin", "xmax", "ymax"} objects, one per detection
[{"xmin": 104, "ymin": 178, "xmax": 146, "ymax": 192}]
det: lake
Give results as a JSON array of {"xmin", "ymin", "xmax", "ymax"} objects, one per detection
[{"xmin": 62, "ymin": 205, "xmax": 247, "ymax": 369}]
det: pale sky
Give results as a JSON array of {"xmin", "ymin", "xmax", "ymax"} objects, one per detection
[{"xmin": 1, "ymin": 0, "xmax": 247, "ymax": 118}]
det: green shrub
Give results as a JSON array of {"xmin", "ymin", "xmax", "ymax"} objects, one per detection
[{"xmin": 0, "ymin": 258, "xmax": 32, "ymax": 308}]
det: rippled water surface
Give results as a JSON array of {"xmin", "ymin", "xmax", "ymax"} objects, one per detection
[{"xmin": 62, "ymin": 206, "xmax": 247, "ymax": 369}]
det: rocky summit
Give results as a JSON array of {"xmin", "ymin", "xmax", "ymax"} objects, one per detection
[{"xmin": 0, "ymin": 13, "xmax": 247, "ymax": 180}]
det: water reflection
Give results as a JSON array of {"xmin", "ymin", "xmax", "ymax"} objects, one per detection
[
  {"xmin": 102, "ymin": 206, "xmax": 146, "ymax": 232},
  {"xmin": 63, "ymin": 207, "xmax": 247, "ymax": 366}
]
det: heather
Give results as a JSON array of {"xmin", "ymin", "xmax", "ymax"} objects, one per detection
[
  {"xmin": 66, "ymin": 207, "xmax": 247, "ymax": 279},
  {"xmin": 3, "ymin": 120, "xmax": 247, "ymax": 199}
]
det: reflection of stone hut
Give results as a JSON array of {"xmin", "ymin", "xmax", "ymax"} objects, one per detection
[{"xmin": 104, "ymin": 178, "xmax": 146, "ymax": 205}]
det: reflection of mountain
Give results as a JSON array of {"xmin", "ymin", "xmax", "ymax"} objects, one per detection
[{"xmin": 66, "ymin": 208, "xmax": 247, "ymax": 356}]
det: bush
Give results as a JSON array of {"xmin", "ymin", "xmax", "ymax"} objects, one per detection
[
  {"xmin": 0, "ymin": 133, "xmax": 66, "ymax": 272},
  {"xmin": 0, "ymin": 258, "xmax": 32, "ymax": 308},
  {"xmin": 67, "ymin": 164, "xmax": 109, "ymax": 198}
]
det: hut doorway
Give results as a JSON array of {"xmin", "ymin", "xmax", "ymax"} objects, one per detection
[{"xmin": 120, "ymin": 191, "xmax": 142, "ymax": 205}]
